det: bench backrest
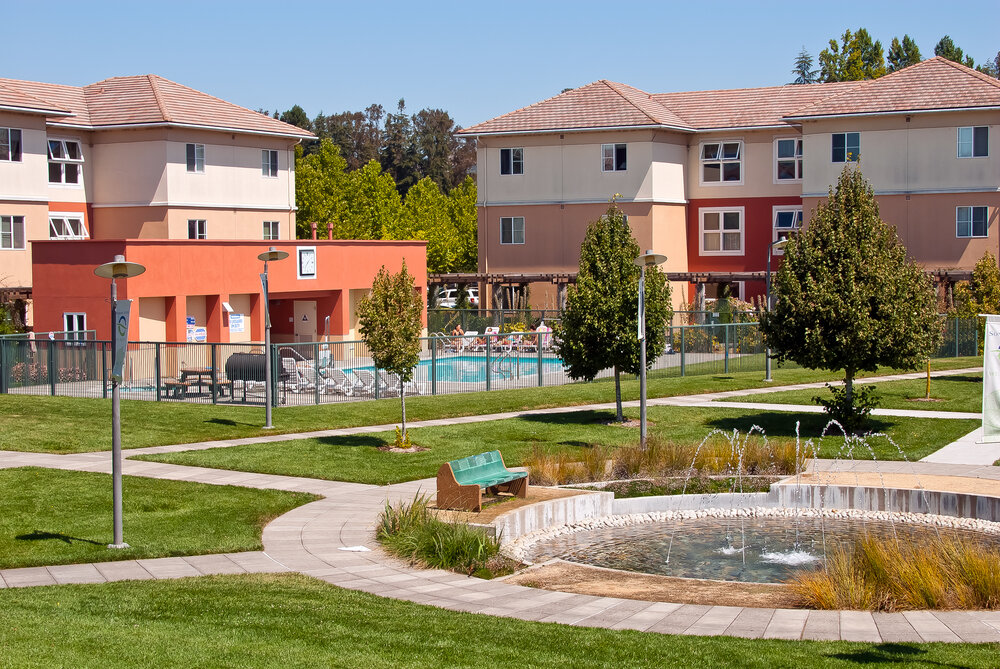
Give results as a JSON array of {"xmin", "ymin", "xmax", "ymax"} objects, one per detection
[{"xmin": 448, "ymin": 450, "xmax": 509, "ymax": 485}]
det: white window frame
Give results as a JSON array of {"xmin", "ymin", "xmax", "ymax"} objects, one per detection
[
  {"xmin": 500, "ymin": 147, "xmax": 524, "ymax": 175},
  {"xmin": 47, "ymin": 138, "xmax": 84, "ymax": 186},
  {"xmin": 699, "ymin": 207, "xmax": 745, "ymax": 256},
  {"xmin": 186, "ymin": 143, "xmax": 205, "ymax": 173},
  {"xmin": 956, "ymin": 206, "xmax": 989, "ymax": 239},
  {"xmin": 48, "ymin": 213, "xmax": 89, "ymax": 240},
  {"xmin": 187, "ymin": 219, "xmax": 207, "ymax": 240},
  {"xmin": 601, "ymin": 143, "xmax": 627, "ymax": 172},
  {"xmin": 1, "ymin": 128, "xmax": 22, "ymax": 162},
  {"xmin": 263, "ymin": 220, "xmax": 280, "ymax": 240},
  {"xmin": 957, "ymin": 126, "xmax": 989, "ymax": 159},
  {"xmin": 297, "ymin": 246, "xmax": 317, "ymax": 279},
  {"xmin": 699, "ymin": 140, "xmax": 743, "ymax": 185},
  {"xmin": 261, "ymin": 149, "xmax": 278, "ymax": 177},
  {"xmin": 773, "ymin": 137, "xmax": 803, "ymax": 183},
  {"xmin": 772, "ymin": 206, "xmax": 803, "ymax": 254},
  {"xmin": 831, "ymin": 132, "xmax": 860, "ymax": 163},
  {"xmin": 0, "ymin": 215, "xmax": 25, "ymax": 250},
  {"xmin": 500, "ymin": 216, "xmax": 525, "ymax": 245},
  {"xmin": 63, "ymin": 312, "xmax": 87, "ymax": 341}
]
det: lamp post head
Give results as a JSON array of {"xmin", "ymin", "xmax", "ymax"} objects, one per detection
[
  {"xmin": 94, "ymin": 254, "xmax": 146, "ymax": 279},
  {"xmin": 634, "ymin": 249, "xmax": 668, "ymax": 268},
  {"xmin": 770, "ymin": 238, "xmax": 789, "ymax": 253},
  {"xmin": 258, "ymin": 246, "xmax": 289, "ymax": 263}
]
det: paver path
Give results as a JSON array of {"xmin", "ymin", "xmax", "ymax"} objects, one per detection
[{"xmin": 4, "ymin": 366, "xmax": 1000, "ymax": 643}]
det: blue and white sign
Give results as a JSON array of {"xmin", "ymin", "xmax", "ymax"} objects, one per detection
[
  {"xmin": 186, "ymin": 315, "xmax": 196, "ymax": 326},
  {"xmin": 112, "ymin": 299, "xmax": 132, "ymax": 382},
  {"xmin": 229, "ymin": 313, "xmax": 245, "ymax": 333}
]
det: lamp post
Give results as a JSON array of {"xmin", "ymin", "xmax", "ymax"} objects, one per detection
[
  {"xmin": 258, "ymin": 246, "xmax": 288, "ymax": 429},
  {"xmin": 764, "ymin": 238, "xmax": 788, "ymax": 382},
  {"xmin": 634, "ymin": 249, "xmax": 668, "ymax": 448},
  {"xmin": 94, "ymin": 254, "xmax": 145, "ymax": 548}
]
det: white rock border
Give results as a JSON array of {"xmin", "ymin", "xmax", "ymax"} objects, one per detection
[{"xmin": 503, "ymin": 506, "xmax": 1000, "ymax": 564}]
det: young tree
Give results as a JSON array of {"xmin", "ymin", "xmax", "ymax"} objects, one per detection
[
  {"xmin": 761, "ymin": 166, "xmax": 940, "ymax": 430},
  {"xmin": 555, "ymin": 202, "xmax": 672, "ymax": 422},
  {"xmin": 887, "ymin": 35, "xmax": 922, "ymax": 72},
  {"xmin": 357, "ymin": 261, "xmax": 424, "ymax": 441},
  {"xmin": 791, "ymin": 48, "xmax": 818, "ymax": 84},
  {"xmin": 954, "ymin": 252, "xmax": 1000, "ymax": 317}
]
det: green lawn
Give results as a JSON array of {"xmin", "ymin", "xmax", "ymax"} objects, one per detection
[
  {"xmin": 722, "ymin": 373, "xmax": 983, "ymax": 413},
  {"xmin": 0, "ymin": 468, "xmax": 317, "ymax": 569},
  {"xmin": 1, "ymin": 574, "xmax": 997, "ymax": 668},
  {"xmin": 0, "ymin": 357, "xmax": 980, "ymax": 454},
  {"xmin": 135, "ymin": 406, "xmax": 979, "ymax": 485}
]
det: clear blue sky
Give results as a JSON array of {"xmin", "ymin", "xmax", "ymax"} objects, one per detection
[{"xmin": 6, "ymin": 0, "xmax": 999, "ymax": 128}]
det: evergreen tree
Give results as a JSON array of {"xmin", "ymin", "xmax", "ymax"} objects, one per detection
[
  {"xmin": 555, "ymin": 202, "xmax": 672, "ymax": 422},
  {"xmin": 791, "ymin": 48, "xmax": 818, "ymax": 84},
  {"xmin": 935, "ymin": 35, "xmax": 976, "ymax": 68},
  {"xmin": 357, "ymin": 261, "xmax": 423, "ymax": 441},
  {"xmin": 819, "ymin": 28, "xmax": 886, "ymax": 81},
  {"xmin": 761, "ymin": 166, "xmax": 940, "ymax": 431},
  {"xmin": 278, "ymin": 105, "xmax": 312, "ymax": 131},
  {"xmin": 887, "ymin": 35, "xmax": 922, "ymax": 72}
]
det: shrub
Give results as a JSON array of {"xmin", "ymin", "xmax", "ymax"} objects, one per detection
[{"xmin": 813, "ymin": 383, "xmax": 879, "ymax": 434}]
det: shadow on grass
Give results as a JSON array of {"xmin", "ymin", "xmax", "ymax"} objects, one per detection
[
  {"xmin": 827, "ymin": 642, "xmax": 964, "ymax": 667},
  {"xmin": 315, "ymin": 434, "xmax": 387, "ymax": 449},
  {"xmin": 519, "ymin": 410, "xmax": 618, "ymax": 426},
  {"xmin": 205, "ymin": 418, "xmax": 259, "ymax": 428},
  {"xmin": 706, "ymin": 412, "xmax": 893, "ymax": 438},
  {"xmin": 15, "ymin": 530, "xmax": 104, "ymax": 546}
]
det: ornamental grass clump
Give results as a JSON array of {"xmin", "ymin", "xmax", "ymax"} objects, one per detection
[
  {"xmin": 377, "ymin": 495, "xmax": 516, "ymax": 578},
  {"xmin": 788, "ymin": 533, "xmax": 1000, "ymax": 611}
]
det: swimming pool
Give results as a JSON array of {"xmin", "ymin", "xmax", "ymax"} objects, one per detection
[{"xmin": 350, "ymin": 354, "xmax": 566, "ymax": 384}]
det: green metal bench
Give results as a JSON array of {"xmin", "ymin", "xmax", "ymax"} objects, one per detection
[{"xmin": 436, "ymin": 450, "xmax": 528, "ymax": 512}]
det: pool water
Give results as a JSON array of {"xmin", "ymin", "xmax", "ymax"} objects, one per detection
[
  {"xmin": 526, "ymin": 516, "xmax": 997, "ymax": 583},
  {"xmin": 350, "ymin": 354, "xmax": 565, "ymax": 384}
]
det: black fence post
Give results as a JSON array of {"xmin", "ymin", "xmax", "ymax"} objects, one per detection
[
  {"xmin": 314, "ymin": 342, "xmax": 320, "ymax": 406},
  {"xmin": 155, "ymin": 342, "xmax": 162, "ymax": 402},
  {"xmin": 0, "ymin": 339, "xmax": 6, "ymax": 395},
  {"xmin": 680, "ymin": 326, "xmax": 686, "ymax": 377},
  {"xmin": 486, "ymin": 336, "xmax": 492, "ymax": 392},
  {"xmin": 431, "ymin": 339, "xmax": 437, "ymax": 396},
  {"xmin": 48, "ymin": 341, "xmax": 56, "ymax": 396},
  {"xmin": 724, "ymin": 324, "xmax": 730, "ymax": 374},
  {"xmin": 210, "ymin": 344, "xmax": 218, "ymax": 405}
]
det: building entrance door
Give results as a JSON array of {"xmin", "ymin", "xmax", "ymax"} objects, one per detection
[{"xmin": 294, "ymin": 300, "xmax": 317, "ymax": 342}]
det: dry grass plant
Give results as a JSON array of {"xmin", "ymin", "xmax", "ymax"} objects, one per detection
[{"xmin": 788, "ymin": 533, "xmax": 1000, "ymax": 611}]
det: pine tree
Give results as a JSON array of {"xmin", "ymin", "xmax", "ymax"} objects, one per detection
[
  {"xmin": 555, "ymin": 202, "xmax": 672, "ymax": 422},
  {"xmin": 357, "ymin": 261, "xmax": 424, "ymax": 441},
  {"xmin": 935, "ymin": 35, "xmax": 976, "ymax": 68},
  {"xmin": 791, "ymin": 48, "xmax": 818, "ymax": 84},
  {"xmin": 760, "ymin": 166, "xmax": 940, "ymax": 430},
  {"xmin": 887, "ymin": 35, "xmax": 922, "ymax": 72}
]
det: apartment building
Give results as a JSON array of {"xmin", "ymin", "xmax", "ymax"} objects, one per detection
[
  {"xmin": 0, "ymin": 74, "xmax": 426, "ymax": 341},
  {"xmin": 461, "ymin": 57, "xmax": 1000, "ymax": 309}
]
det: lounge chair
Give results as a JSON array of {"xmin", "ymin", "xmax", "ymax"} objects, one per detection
[
  {"xmin": 281, "ymin": 358, "xmax": 314, "ymax": 394},
  {"xmin": 351, "ymin": 369, "xmax": 379, "ymax": 396},
  {"xmin": 382, "ymin": 370, "xmax": 426, "ymax": 396},
  {"xmin": 324, "ymin": 368, "xmax": 362, "ymax": 396}
]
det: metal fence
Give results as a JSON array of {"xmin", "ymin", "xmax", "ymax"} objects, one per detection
[
  {"xmin": 427, "ymin": 309, "xmax": 562, "ymax": 335},
  {"xmin": 0, "ymin": 318, "xmax": 980, "ymax": 406}
]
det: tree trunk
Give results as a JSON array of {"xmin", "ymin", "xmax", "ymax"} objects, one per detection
[
  {"xmin": 400, "ymin": 385, "xmax": 407, "ymax": 440},
  {"xmin": 614, "ymin": 365, "xmax": 623, "ymax": 422},
  {"xmin": 844, "ymin": 370, "xmax": 854, "ymax": 410}
]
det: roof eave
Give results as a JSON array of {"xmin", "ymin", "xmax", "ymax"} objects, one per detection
[
  {"xmin": 459, "ymin": 123, "xmax": 694, "ymax": 137},
  {"xmin": 785, "ymin": 104, "xmax": 1000, "ymax": 121},
  {"xmin": 45, "ymin": 119, "xmax": 315, "ymax": 139},
  {"xmin": 0, "ymin": 104, "xmax": 74, "ymax": 117}
]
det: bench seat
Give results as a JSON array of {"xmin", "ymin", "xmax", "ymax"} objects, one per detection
[{"xmin": 436, "ymin": 450, "xmax": 528, "ymax": 512}]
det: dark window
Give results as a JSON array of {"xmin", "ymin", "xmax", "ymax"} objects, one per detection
[
  {"xmin": 500, "ymin": 148, "xmax": 523, "ymax": 175},
  {"xmin": 1, "ymin": 128, "xmax": 22, "ymax": 162},
  {"xmin": 832, "ymin": 132, "xmax": 860, "ymax": 162}
]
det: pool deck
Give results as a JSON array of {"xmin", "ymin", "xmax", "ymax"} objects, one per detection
[{"xmin": 4, "ymin": 366, "xmax": 1000, "ymax": 643}]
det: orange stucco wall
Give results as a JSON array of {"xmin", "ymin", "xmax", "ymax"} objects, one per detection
[{"xmin": 30, "ymin": 239, "xmax": 427, "ymax": 342}]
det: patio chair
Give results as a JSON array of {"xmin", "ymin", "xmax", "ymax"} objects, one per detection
[
  {"xmin": 281, "ymin": 357, "xmax": 313, "ymax": 394},
  {"xmin": 457, "ymin": 331, "xmax": 479, "ymax": 353},
  {"xmin": 324, "ymin": 368, "xmax": 362, "ymax": 396},
  {"xmin": 383, "ymin": 371, "xmax": 426, "ymax": 396},
  {"xmin": 351, "ymin": 369, "xmax": 379, "ymax": 396}
]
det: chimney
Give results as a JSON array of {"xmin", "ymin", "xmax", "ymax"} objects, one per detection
[
  {"xmin": 311, "ymin": 222, "xmax": 318, "ymax": 240},
  {"xmin": 327, "ymin": 225, "xmax": 333, "ymax": 240}
]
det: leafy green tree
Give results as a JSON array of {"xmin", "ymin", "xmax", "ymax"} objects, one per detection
[
  {"xmin": 887, "ymin": 35, "xmax": 922, "ymax": 72},
  {"xmin": 382, "ymin": 99, "xmax": 420, "ymax": 195},
  {"xmin": 320, "ymin": 104, "xmax": 384, "ymax": 170},
  {"xmin": 819, "ymin": 29, "xmax": 886, "ymax": 81},
  {"xmin": 791, "ymin": 48, "xmax": 818, "ymax": 84},
  {"xmin": 761, "ymin": 166, "xmax": 940, "ymax": 431},
  {"xmin": 555, "ymin": 203, "xmax": 672, "ymax": 422},
  {"xmin": 294, "ymin": 139, "xmax": 348, "ymax": 238},
  {"xmin": 447, "ymin": 176, "xmax": 479, "ymax": 272},
  {"xmin": 392, "ymin": 177, "xmax": 456, "ymax": 272},
  {"xmin": 357, "ymin": 261, "xmax": 424, "ymax": 440},
  {"xmin": 336, "ymin": 160, "xmax": 403, "ymax": 239},
  {"xmin": 279, "ymin": 105, "xmax": 312, "ymax": 132},
  {"xmin": 976, "ymin": 52, "xmax": 1000, "ymax": 78},
  {"xmin": 955, "ymin": 252, "xmax": 1000, "ymax": 317},
  {"xmin": 934, "ymin": 35, "xmax": 976, "ymax": 68}
]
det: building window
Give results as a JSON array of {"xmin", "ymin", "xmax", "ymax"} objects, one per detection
[
  {"xmin": 47, "ymin": 139, "xmax": 83, "ymax": 184},
  {"xmin": 602, "ymin": 143, "xmax": 626, "ymax": 172},
  {"xmin": 186, "ymin": 143, "xmax": 205, "ymax": 173},
  {"xmin": 187, "ymin": 219, "xmax": 207, "ymax": 239},
  {"xmin": 500, "ymin": 148, "xmax": 523, "ymax": 175},
  {"xmin": 775, "ymin": 138, "xmax": 803, "ymax": 181},
  {"xmin": 958, "ymin": 127, "xmax": 988, "ymax": 158},
  {"xmin": 63, "ymin": 312, "xmax": 86, "ymax": 341},
  {"xmin": 0, "ymin": 215, "xmax": 25, "ymax": 249},
  {"xmin": 701, "ymin": 141, "xmax": 742, "ymax": 183},
  {"xmin": 772, "ymin": 207, "xmax": 803, "ymax": 254},
  {"xmin": 832, "ymin": 132, "xmax": 860, "ymax": 162},
  {"xmin": 49, "ymin": 215, "xmax": 88, "ymax": 240},
  {"xmin": 261, "ymin": 149, "xmax": 278, "ymax": 177},
  {"xmin": 500, "ymin": 216, "xmax": 525, "ymax": 244},
  {"xmin": 957, "ymin": 206, "xmax": 988, "ymax": 238},
  {"xmin": 298, "ymin": 246, "xmax": 317, "ymax": 279},
  {"xmin": 700, "ymin": 208, "xmax": 744, "ymax": 255},
  {"xmin": 263, "ymin": 220, "xmax": 280, "ymax": 240},
  {"xmin": 1, "ymin": 128, "xmax": 22, "ymax": 162}
]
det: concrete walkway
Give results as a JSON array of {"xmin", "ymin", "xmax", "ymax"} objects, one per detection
[{"xmin": 4, "ymin": 366, "xmax": 1000, "ymax": 643}]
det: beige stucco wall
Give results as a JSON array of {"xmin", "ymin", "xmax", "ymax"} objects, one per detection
[
  {"xmin": 686, "ymin": 129, "xmax": 805, "ymax": 200},
  {"xmin": 0, "ymin": 113, "xmax": 50, "ymax": 202},
  {"xmin": 162, "ymin": 208, "xmax": 294, "ymax": 240},
  {"xmin": 801, "ymin": 112, "xmax": 999, "ymax": 196},
  {"xmin": 478, "ymin": 130, "xmax": 687, "ymax": 206},
  {"xmin": 0, "ymin": 201, "xmax": 52, "ymax": 289},
  {"xmin": 138, "ymin": 296, "xmax": 167, "ymax": 341},
  {"xmin": 45, "ymin": 129, "xmax": 92, "ymax": 204}
]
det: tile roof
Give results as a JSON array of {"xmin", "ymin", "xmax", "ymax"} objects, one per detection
[
  {"xmin": 0, "ymin": 75, "xmax": 314, "ymax": 138},
  {"xmin": 462, "ymin": 58, "xmax": 1000, "ymax": 135},
  {"xmin": 0, "ymin": 82, "xmax": 71, "ymax": 116},
  {"xmin": 786, "ymin": 57, "xmax": 1000, "ymax": 118}
]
